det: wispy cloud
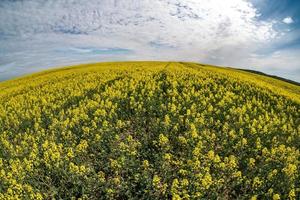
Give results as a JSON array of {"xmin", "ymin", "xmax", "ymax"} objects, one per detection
[
  {"xmin": 283, "ymin": 17, "xmax": 294, "ymax": 24},
  {"xmin": 0, "ymin": 0, "xmax": 299, "ymax": 81},
  {"xmin": 57, "ymin": 47, "xmax": 133, "ymax": 55}
]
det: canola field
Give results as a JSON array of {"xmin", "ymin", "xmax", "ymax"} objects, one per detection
[{"xmin": 0, "ymin": 62, "xmax": 299, "ymax": 199}]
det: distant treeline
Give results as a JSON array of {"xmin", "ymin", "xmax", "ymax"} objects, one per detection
[{"xmin": 237, "ymin": 68, "xmax": 300, "ymax": 86}]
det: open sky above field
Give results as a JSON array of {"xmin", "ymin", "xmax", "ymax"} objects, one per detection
[{"xmin": 0, "ymin": 0, "xmax": 300, "ymax": 81}]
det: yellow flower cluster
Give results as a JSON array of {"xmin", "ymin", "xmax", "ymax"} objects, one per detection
[{"xmin": 0, "ymin": 61, "xmax": 299, "ymax": 199}]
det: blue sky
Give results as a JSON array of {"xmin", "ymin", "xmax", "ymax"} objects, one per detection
[{"xmin": 0, "ymin": 0, "xmax": 300, "ymax": 81}]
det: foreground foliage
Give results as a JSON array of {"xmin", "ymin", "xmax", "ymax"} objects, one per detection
[{"xmin": 0, "ymin": 62, "xmax": 299, "ymax": 199}]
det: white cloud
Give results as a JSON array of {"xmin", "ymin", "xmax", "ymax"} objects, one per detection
[
  {"xmin": 0, "ymin": 0, "xmax": 299, "ymax": 81},
  {"xmin": 246, "ymin": 49, "xmax": 300, "ymax": 81},
  {"xmin": 282, "ymin": 17, "xmax": 294, "ymax": 24}
]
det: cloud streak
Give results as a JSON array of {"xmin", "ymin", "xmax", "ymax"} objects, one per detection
[
  {"xmin": 0, "ymin": 0, "xmax": 299, "ymax": 81},
  {"xmin": 283, "ymin": 17, "xmax": 294, "ymax": 24}
]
